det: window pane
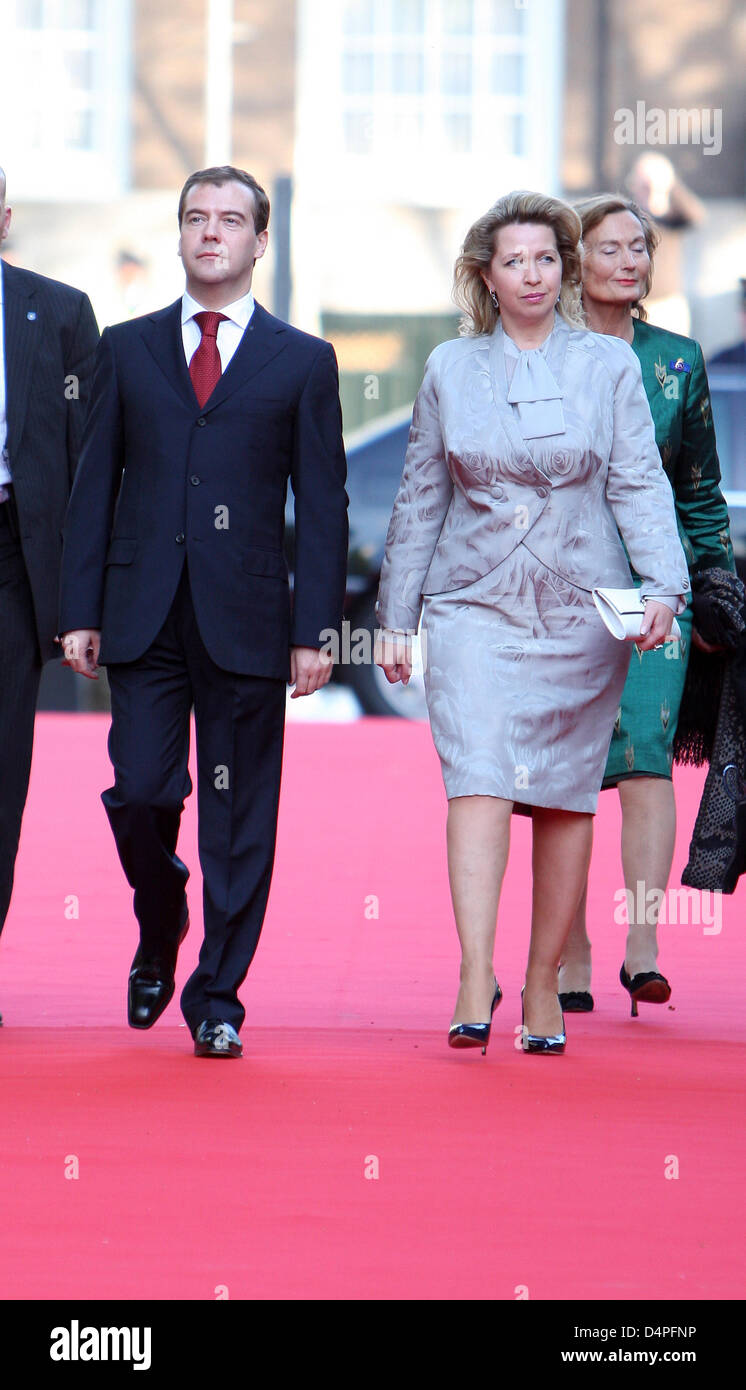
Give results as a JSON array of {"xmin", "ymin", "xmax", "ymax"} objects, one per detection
[
  {"xmin": 491, "ymin": 52, "xmax": 524, "ymax": 95},
  {"xmin": 343, "ymin": 111, "xmax": 374, "ymax": 154},
  {"xmin": 443, "ymin": 113, "xmax": 471, "ymax": 153},
  {"xmin": 342, "ymin": 51, "xmax": 375, "ymax": 93},
  {"xmin": 486, "ymin": 0, "xmax": 525, "ymax": 35},
  {"xmin": 64, "ymin": 107, "xmax": 94, "ymax": 149},
  {"xmin": 343, "ymin": 0, "xmax": 375, "ymax": 35},
  {"xmin": 442, "ymin": 50, "xmax": 472, "ymax": 95},
  {"xmin": 18, "ymin": 33, "xmax": 44, "ymax": 67},
  {"xmin": 392, "ymin": 0, "xmax": 424, "ymax": 32},
  {"xmin": 60, "ymin": 0, "xmax": 96, "ymax": 27},
  {"xmin": 25, "ymin": 109, "xmax": 44, "ymax": 149},
  {"xmin": 487, "ymin": 110, "xmax": 525, "ymax": 155},
  {"xmin": 478, "ymin": 110, "xmax": 524, "ymax": 155},
  {"xmin": 392, "ymin": 50, "xmax": 424, "ymax": 94},
  {"xmin": 15, "ymin": 0, "xmax": 44, "ymax": 25},
  {"xmin": 391, "ymin": 111, "xmax": 424, "ymax": 147},
  {"xmin": 443, "ymin": 0, "xmax": 474, "ymax": 34},
  {"xmin": 64, "ymin": 47, "xmax": 94, "ymax": 90}
]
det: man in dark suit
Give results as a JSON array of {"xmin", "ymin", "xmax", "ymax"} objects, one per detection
[
  {"xmin": 0, "ymin": 166, "xmax": 99, "ymax": 1023},
  {"xmin": 60, "ymin": 166, "xmax": 347, "ymax": 1057}
]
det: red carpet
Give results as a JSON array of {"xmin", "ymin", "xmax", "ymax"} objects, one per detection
[{"xmin": 0, "ymin": 715, "xmax": 743, "ymax": 1300}]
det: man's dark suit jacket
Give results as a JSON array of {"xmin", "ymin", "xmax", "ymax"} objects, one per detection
[
  {"xmin": 59, "ymin": 300, "xmax": 348, "ymax": 678},
  {"xmin": 2, "ymin": 261, "xmax": 99, "ymax": 659}
]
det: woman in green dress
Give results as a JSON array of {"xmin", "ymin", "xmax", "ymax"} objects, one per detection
[{"xmin": 558, "ymin": 193, "xmax": 735, "ymax": 1015}]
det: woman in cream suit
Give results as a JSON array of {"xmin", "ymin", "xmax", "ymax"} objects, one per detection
[{"xmin": 375, "ymin": 191, "xmax": 689, "ymax": 1056}]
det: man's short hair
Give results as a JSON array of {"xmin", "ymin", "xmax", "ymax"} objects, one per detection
[{"xmin": 178, "ymin": 166, "xmax": 270, "ymax": 233}]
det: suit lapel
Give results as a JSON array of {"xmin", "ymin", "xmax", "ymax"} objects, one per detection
[
  {"xmin": 204, "ymin": 302, "xmax": 288, "ymax": 412},
  {"xmin": 140, "ymin": 300, "xmax": 196, "ymax": 411},
  {"xmin": 139, "ymin": 299, "xmax": 288, "ymax": 414},
  {"xmin": 2, "ymin": 263, "xmax": 39, "ymax": 470}
]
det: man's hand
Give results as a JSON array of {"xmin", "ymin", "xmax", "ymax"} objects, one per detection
[
  {"xmin": 60, "ymin": 629, "xmax": 101, "ymax": 679},
  {"xmin": 375, "ymin": 630, "xmax": 413, "ymax": 685},
  {"xmin": 637, "ymin": 600, "xmax": 676, "ymax": 652},
  {"xmin": 289, "ymin": 645, "xmax": 334, "ymax": 698}
]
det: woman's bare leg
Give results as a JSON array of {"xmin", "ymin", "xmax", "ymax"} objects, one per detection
[
  {"xmin": 558, "ymin": 778, "xmax": 676, "ymax": 993},
  {"xmin": 558, "ymin": 881, "xmax": 593, "ymax": 995},
  {"xmin": 526, "ymin": 808, "xmax": 594, "ymax": 1036},
  {"xmin": 447, "ymin": 795, "xmax": 513, "ymax": 1024},
  {"xmin": 618, "ymin": 777, "xmax": 676, "ymax": 977}
]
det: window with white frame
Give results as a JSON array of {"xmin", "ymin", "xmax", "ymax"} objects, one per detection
[
  {"xmin": 296, "ymin": 0, "xmax": 563, "ymax": 206},
  {"xmin": 340, "ymin": 0, "xmax": 528, "ymax": 159},
  {"xmin": 2, "ymin": 0, "xmax": 130, "ymax": 199}
]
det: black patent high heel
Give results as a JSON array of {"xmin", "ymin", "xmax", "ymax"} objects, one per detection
[
  {"xmin": 619, "ymin": 964, "xmax": 671, "ymax": 1017},
  {"xmin": 448, "ymin": 978, "xmax": 502, "ymax": 1055},
  {"xmin": 521, "ymin": 987, "xmax": 566, "ymax": 1054}
]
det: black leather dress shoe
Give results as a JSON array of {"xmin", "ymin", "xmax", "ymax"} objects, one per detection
[
  {"xmin": 128, "ymin": 963, "xmax": 176, "ymax": 1029},
  {"xmin": 127, "ymin": 911, "xmax": 190, "ymax": 1030},
  {"xmin": 193, "ymin": 1019, "xmax": 242, "ymax": 1058}
]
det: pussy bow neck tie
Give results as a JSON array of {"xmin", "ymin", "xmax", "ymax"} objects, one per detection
[{"xmin": 505, "ymin": 338, "xmax": 565, "ymax": 439}]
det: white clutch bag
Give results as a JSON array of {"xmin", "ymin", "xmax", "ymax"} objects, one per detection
[{"xmin": 592, "ymin": 587, "xmax": 681, "ymax": 643}]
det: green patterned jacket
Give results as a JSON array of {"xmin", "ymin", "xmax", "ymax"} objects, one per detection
[{"xmin": 630, "ymin": 319, "xmax": 735, "ymax": 575}]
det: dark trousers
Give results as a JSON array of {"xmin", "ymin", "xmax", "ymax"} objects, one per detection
[
  {"xmin": 103, "ymin": 565, "xmax": 286, "ymax": 1033},
  {"xmin": 0, "ymin": 498, "xmax": 43, "ymax": 936}
]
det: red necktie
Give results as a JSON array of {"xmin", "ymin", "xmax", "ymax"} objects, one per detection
[{"xmin": 189, "ymin": 311, "xmax": 228, "ymax": 407}]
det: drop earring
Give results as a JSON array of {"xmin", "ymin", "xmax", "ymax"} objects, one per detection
[{"xmin": 490, "ymin": 290, "xmax": 499, "ymax": 308}]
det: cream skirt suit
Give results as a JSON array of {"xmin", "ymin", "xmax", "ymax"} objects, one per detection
[{"xmin": 376, "ymin": 317, "xmax": 690, "ymax": 813}]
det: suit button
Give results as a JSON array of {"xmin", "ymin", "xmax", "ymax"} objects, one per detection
[
  {"xmin": 175, "ymin": 533, "xmax": 185, "ymax": 544},
  {"xmin": 196, "ymin": 416, "xmax": 207, "ymax": 427},
  {"xmin": 190, "ymin": 475, "xmax": 200, "ymax": 486}
]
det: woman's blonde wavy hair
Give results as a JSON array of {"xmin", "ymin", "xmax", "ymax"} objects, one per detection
[
  {"xmin": 453, "ymin": 190, "xmax": 585, "ymax": 337},
  {"xmin": 575, "ymin": 193, "xmax": 660, "ymax": 322}
]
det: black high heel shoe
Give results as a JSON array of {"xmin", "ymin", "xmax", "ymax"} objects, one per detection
[
  {"xmin": 619, "ymin": 964, "xmax": 671, "ymax": 1017},
  {"xmin": 521, "ymin": 987, "xmax": 566, "ymax": 1054},
  {"xmin": 448, "ymin": 979, "xmax": 502, "ymax": 1055},
  {"xmin": 558, "ymin": 990, "xmax": 594, "ymax": 1013}
]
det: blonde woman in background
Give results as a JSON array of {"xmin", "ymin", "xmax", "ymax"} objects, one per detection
[{"xmin": 376, "ymin": 191, "xmax": 689, "ymax": 1057}]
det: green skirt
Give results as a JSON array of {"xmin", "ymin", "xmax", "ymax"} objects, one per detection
[{"xmin": 602, "ymin": 597, "xmax": 693, "ymax": 786}]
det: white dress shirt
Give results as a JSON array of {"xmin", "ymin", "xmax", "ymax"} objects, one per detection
[
  {"xmin": 181, "ymin": 289, "xmax": 255, "ymax": 373},
  {"xmin": 0, "ymin": 262, "xmax": 11, "ymax": 489}
]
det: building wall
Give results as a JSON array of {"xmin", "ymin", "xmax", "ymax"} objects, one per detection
[
  {"xmin": 232, "ymin": 0, "xmax": 295, "ymax": 179},
  {"xmin": 4, "ymin": 0, "xmax": 296, "ymax": 326},
  {"xmin": 131, "ymin": 0, "xmax": 207, "ymax": 187},
  {"xmin": 5, "ymin": 2, "xmax": 745, "ymax": 355},
  {"xmin": 562, "ymin": 0, "xmax": 746, "ymax": 350},
  {"xmin": 563, "ymin": 0, "xmax": 746, "ymax": 197},
  {"xmin": 132, "ymin": 0, "xmax": 295, "ymax": 194}
]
